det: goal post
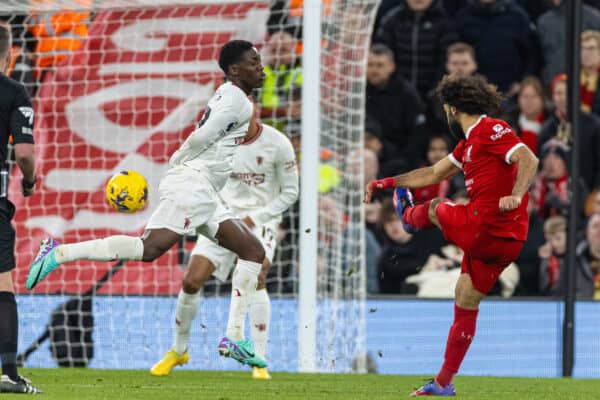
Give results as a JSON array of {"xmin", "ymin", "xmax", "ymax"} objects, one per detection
[
  {"xmin": 3, "ymin": 0, "xmax": 380, "ymax": 372},
  {"xmin": 298, "ymin": 0, "xmax": 321, "ymax": 373}
]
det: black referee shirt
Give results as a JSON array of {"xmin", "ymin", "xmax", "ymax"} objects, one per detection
[{"xmin": 0, "ymin": 73, "xmax": 34, "ymax": 167}]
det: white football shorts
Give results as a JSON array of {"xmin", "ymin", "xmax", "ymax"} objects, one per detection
[
  {"xmin": 190, "ymin": 219, "xmax": 278, "ymax": 282},
  {"xmin": 145, "ymin": 165, "xmax": 233, "ymax": 239}
]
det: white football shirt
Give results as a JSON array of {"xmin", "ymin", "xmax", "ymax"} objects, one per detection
[
  {"xmin": 169, "ymin": 82, "xmax": 253, "ymax": 191},
  {"xmin": 220, "ymin": 123, "xmax": 299, "ymax": 225}
]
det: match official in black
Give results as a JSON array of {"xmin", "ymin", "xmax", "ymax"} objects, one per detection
[{"xmin": 0, "ymin": 22, "xmax": 41, "ymax": 394}]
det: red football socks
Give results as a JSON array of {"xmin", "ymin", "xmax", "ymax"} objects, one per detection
[
  {"xmin": 403, "ymin": 201, "xmax": 435, "ymax": 229},
  {"xmin": 436, "ymin": 304, "xmax": 479, "ymax": 387}
]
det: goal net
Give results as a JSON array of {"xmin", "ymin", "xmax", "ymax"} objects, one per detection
[{"xmin": 4, "ymin": 0, "xmax": 379, "ymax": 372}]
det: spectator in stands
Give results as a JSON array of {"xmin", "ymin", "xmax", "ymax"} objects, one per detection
[
  {"xmin": 365, "ymin": 44, "xmax": 425, "ymax": 169},
  {"xmin": 427, "ymin": 42, "xmax": 479, "ymax": 132},
  {"xmin": 538, "ymin": 215, "xmax": 567, "ymax": 296},
  {"xmin": 578, "ymin": 214, "xmax": 600, "ymax": 299},
  {"xmin": 531, "ymin": 140, "xmax": 569, "ymax": 220},
  {"xmin": 375, "ymin": 0, "xmax": 457, "ymax": 100},
  {"xmin": 259, "ymin": 31, "xmax": 302, "ymax": 131},
  {"xmin": 27, "ymin": 2, "xmax": 91, "ymax": 80},
  {"xmin": 537, "ymin": 0, "xmax": 600, "ymax": 86},
  {"xmin": 580, "ymin": 30, "xmax": 600, "ymax": 115},
  {"xmin": 362, "ymin": 148, "xmax": 383, "ymax": 294},
  {"xmin": 594, "ymin": 190, "xmax": 600, "ymax": 215},
  {"xmin": 514, "ymin": 197, "xmax": 545, "ymax": 296},
  {"xmin": 545, "ymin": 214, "xmax": 600, "ymax": 299},
  {"xmin": 539, "ymin": 74, "xmax": 600, "ymax": 193},
  {"xmin": 376, "ymin": 197, "xmax": 445, "ymax": 294},
  {"xmin": 503, "ymin": 76, "xmax": 548, "ymax": 155},
  {"xmin": 412, "ymin": 134, "xmax": 453, "ymax": 202},
  {"xmin": 456, "ymin": 0, "xmax": 539, "ymax": 94}
]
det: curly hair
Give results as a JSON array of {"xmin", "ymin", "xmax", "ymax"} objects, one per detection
[{"xmin": 436, "ymin": 74, "xmax": 504, "ymax": 115}]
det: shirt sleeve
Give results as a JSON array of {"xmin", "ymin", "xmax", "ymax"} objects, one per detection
[
  {"xmin": 10, "ymin": 84, "xmax": 34, "ymax": 144},
  {"xmin": 186, "ymin": 97, "xmax": 248, "ymax": 150},
  {"xmin": 448, "ymin": 140, "xmax": 465, "ymax": 170},
  {"xmin": 248, "ymin": 135, "xmax": 299, "ymax": 225},
  {"xmin": 486, "ymin": 122, "xmax": 525, "ymax": 164}
]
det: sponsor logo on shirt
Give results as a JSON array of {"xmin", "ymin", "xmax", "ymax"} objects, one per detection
[
  {"xmin": 231, "ymin": 172, "xmax": 265, "ymax": 186},
  {"xmin": 490, "ymin": 123, "xmax": 512, "ymax": 141}
]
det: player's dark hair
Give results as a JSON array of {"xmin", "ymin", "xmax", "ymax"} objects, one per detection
[
  {"xmin": 436, "ymin": 74, "xmax": 504, "ymax": 116},
  {"xmin": 0, "ymin": 21, "xmax": 11, "ymax": 60},
  {"xmin": 218, "ymin": 40, "xmax": 254, "ymax": 75}
]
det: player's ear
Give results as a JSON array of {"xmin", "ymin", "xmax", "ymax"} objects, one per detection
[{"xmin": 228, "ymin": 63, "xmax": 239, "ymax": 77}]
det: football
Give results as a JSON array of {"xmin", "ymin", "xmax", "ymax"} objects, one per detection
[{"xmin": 105, "ymin": 170, "xmax": 149, "ymax": 213}]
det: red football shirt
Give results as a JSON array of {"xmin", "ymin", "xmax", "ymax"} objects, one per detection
[{"xmin": 448, "ymin": 115, "xmax": 529, "ymax": 241}]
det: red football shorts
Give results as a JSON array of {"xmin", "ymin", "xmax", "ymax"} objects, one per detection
[{"xmin": 435, "ymin": 200, "xmax": 524, "ymax": 294}]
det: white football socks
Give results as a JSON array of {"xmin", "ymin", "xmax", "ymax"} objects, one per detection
[
  {"xmin": 173, "ymin": 289, "xmax": 201, "ymax": 355},
  {"xmin": 249, "ymin": 288, "xmax": 270, "ymax": 359},
  {"xmin": 54, "ymin": 235, "xmax": 144, "ymax": 263},
  {"xmin": 225, "ymin": 259, "xmax": 261, "ymax": 341}
]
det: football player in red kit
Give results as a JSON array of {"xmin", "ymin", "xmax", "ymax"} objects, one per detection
[{"xmin": 365, "ymin": 74, "xmax": 539, "ymax": 396}]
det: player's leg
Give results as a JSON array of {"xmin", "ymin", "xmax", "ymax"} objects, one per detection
[
  {"xmin": 26, "ymin": 228, "xmax": 182, "ymax": 290},
  {"xmin": 394, "ymin": 188, "xmax": 443, "ymax": 231},
  {"xmin": 151, "ymin": 253, "xmax": 216, "ymax": 377},
  {"xmin": 0, "ymin": 207, "xmax": 41, "ymax": 394},
  {"xmin": 214, "ymin": 219, "xmax": 266, "ymax": 367},
  {"xmin": 249, "ymin": 258, "xmax": 272, "ymax": 380}
]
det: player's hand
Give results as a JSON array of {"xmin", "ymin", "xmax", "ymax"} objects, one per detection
[
  {"xmin": 364, "ymin": 177, "xmax": 395, "ymax": 204},
  {"xmin": 21, "ymin": 176, "xmax": 36, "ymax": 197},
  {"xmin": 242, "ymin": 216, "xmax": 255, "ymax": 229},
  {"xmin": 499, "ymin": 195, "xmax": 521, "ymax": 212}
]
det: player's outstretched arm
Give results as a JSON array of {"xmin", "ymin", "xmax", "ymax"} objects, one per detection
[
  {"xmin": 364, "ymin": 157, "xmax": 460, "ymax": 203},
  {"xmin": 499, "ymin": 145, "xmax": 539, "ymax": 212}
]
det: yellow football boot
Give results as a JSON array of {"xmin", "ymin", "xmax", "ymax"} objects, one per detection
[
  {"xmin": 150, "ymin": 349, "xmax": 189, "ymax": 376},
  {"xmin": 252, "ymin": 367, "xmax": 272, "ymax": 380}
]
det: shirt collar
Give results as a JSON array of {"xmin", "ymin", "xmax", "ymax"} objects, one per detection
[{"xmin": 465, "ymin": 114, "xmax": 486, "ymax": 140}]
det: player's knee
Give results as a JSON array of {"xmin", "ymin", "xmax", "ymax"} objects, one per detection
[
  {"xmin": 428, "ymin": 198, "xmax": 442, "ymax": 219},
  {"xmin": 182, "ymin": 275, "xmax": 203, "ymax": 294},
  {"xmin": 141, "ymin": 244, "xmax": 165, "ymax": 262}
]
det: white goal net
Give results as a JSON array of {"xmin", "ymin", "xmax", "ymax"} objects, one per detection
[{"xmin": 3, "ymin": 0, "xmax": 379, "ymax": 372}]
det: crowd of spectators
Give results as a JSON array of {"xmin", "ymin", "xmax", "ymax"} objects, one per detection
[
  {"xmin": 360, "ymin": 0, "xmax": 600, "ymax": 299},
  {"xmin": 263, "ymin": 0, "xmax": 600, "ymax": 299}
]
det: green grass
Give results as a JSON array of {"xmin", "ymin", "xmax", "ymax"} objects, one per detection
[{"xmin": 5, "ymin": 369, "xmax": 600, "ymax": 399}]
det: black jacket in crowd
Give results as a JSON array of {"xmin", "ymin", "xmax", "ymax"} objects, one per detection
[
  {"xmin": 456, "ymin": 0, "xmax": 539, "ymax": 92},
  {"xmin": 375, "ymin": 0, "xmax": 458, "ymax": 99},
  {"xmin": 366, "ymin": 75, "xmax": 425, "ymax": 168},
  {"xmin": 538, "ymin": 112, "xmax": 600, "ymax": 193}
]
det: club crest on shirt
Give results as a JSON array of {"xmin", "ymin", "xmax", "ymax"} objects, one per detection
[{"xmin": 256, "ymin": 156, "xmax": 263, "ymax": 165}]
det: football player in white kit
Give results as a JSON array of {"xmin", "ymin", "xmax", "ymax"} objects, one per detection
[
  {"xmin": 150, "ymin": 102, "xmax": 298, "ymax": 379},
  {"xmin": 26, "ymin": 40, "xmax": 271, "ymax": 367}
]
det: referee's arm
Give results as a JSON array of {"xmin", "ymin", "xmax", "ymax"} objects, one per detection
[{"xmin": 10, "ymin": 85, "xmax": 35, "ymax": 196}]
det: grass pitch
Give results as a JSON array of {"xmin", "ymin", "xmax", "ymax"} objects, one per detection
[{"xmin": 6, "ymin": 369, "xmax": 600, "ymax": 399}]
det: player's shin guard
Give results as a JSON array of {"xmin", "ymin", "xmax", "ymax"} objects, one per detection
[
  {"xmin": 226, "ymin": 259, "xmax": 261, "ymax": 341},
  {"xmin": 0, "ymin": 292, "xmax": 18, "ymax": 380},
  {"xmin": 173, "ymin": 289, "xmax": 201, "ymax": 354},
  {"xmin": 436, "ymin": 304, "xmax": 479, "ymax": 387},
  {"xmin": 54, "ymin": 235, "xmax": 144, "ymax": 263},
  {"xmin": 249, "ymin": 289, "xmax": 270, "ymax": 359},
  {"xmin": 403, "ymin": 201, "xmax": 435, "ymax": 229}
]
